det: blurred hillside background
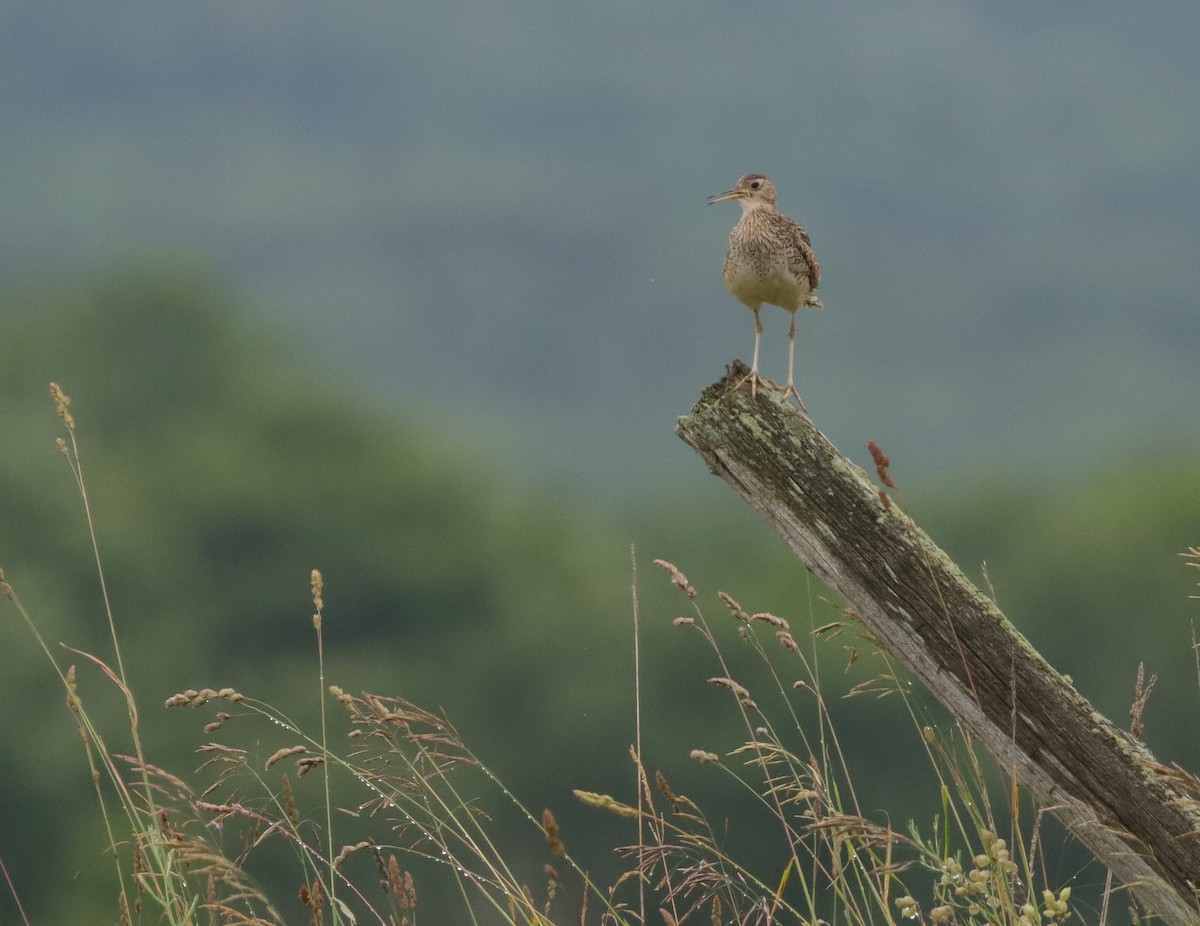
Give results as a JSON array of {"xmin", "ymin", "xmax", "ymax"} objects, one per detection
[{"xmin": 1, "ymin": 1, "xmax": 1198, "ymax": 922}]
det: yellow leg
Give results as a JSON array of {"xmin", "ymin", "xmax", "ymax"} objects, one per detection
[
  {"xmin": 733, "ymin": 308, "xmax": 766, "ymax": 396},
  {"xmin": 750, "ymin": 309, "xmax": 763, "ymax": 396},
  {"xmin": 784, "ymin": 312, "xmax": 806, "ymax": 410}
]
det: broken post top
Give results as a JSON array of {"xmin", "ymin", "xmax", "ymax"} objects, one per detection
[{"xmin": 687, "ymin": 359, "xmax": 813, "ymax": 412}]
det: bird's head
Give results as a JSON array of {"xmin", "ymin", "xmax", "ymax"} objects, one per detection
[{"xmin": 707, "ymin": 174, "xmax": 778, "ymax": 212}]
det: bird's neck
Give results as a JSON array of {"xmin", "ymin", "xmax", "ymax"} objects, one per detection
[{"xmin": 738, "ymin": 201, "xmax": 777, "ymax": 216}]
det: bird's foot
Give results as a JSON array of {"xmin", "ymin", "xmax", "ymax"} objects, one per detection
[
  {"xmin": 779, "ymin": 381, "xmax": 808, "ymax": 412},
  {"xmin": 733, "ymin": 370, "xmax": 770, "ymax": 398}
]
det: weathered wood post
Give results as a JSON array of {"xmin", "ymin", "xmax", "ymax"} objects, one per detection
[{"xmin": 676, "ymin": 361, "xmax": 1200, "ymax": 925}]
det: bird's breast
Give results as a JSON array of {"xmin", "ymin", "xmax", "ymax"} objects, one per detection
[{"xmin": 722, "ymin": 237, "xmax": 811, "ymax": 311}]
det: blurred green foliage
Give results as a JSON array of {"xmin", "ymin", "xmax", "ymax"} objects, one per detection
[
  {"xmin": 0, "ymin": 265, "xmax": 633, "ymax": 919},
  {"xmin": 0, "ymin": 266, "xmax": 1196, "ymax": 922}
]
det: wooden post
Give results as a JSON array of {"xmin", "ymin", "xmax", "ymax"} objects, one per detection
[{"xmin": 676, "ymin": 361, "xmax": 1200, "ymax": 925}]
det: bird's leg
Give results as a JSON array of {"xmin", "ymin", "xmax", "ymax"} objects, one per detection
[
  {"xmin": 736, "ymin": 308, "xmax": 766, "ymax": 397},
  {"xmin": 782, "ymin": 311, "xmax": 807, "ymax": 410},
  {"xmin": 751, "ymin": 310, "xmax": 763, "ymax": 396}
]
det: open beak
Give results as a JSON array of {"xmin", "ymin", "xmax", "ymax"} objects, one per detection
[{"xmin": 706, "ymin": 189, "xmax": 743, "ymax": 205}]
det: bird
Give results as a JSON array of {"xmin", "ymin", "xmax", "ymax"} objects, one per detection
[{"xmin": 707, "ymin": 173, "xmax": 822, "ymax": 404}]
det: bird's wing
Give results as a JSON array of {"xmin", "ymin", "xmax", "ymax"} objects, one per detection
[{"xmin": 783, "ymin": 217, "xmax": 820, "ymax": 290}]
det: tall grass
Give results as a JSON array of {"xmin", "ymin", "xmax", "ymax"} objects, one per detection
[{"xmin": 0, "ymin": 385, "xmax": 1142, "ymax": 925}]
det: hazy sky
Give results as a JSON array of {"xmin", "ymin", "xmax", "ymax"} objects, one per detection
[{"xmin": 3, "ymin": 2, "xmax": 1198, "ymax": 492}]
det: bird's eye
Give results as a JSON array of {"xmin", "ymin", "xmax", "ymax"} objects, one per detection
[{"xmin": 750, "ymin": 181, "xmax": 761, "ymax": 189}]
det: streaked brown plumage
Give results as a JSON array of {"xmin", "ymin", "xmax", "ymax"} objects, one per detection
[{"xmin": 707, "ymin": 173, "xmax": 821, "ymax": 402}]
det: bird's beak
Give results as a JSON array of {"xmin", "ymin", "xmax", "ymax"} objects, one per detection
[{"xmin": 707, "ymin": 189, "xmax": 743, "ymax": 205}]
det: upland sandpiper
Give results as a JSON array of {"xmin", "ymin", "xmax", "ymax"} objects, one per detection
[{"xmin": 708, "ymin": 173, "xmax": 822, "ymax": 404}]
